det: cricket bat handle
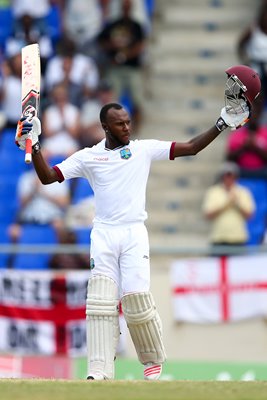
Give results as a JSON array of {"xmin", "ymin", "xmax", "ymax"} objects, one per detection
[{"xmin": 25, "ymin": 132, "xmax": 32, "ymax": 164}]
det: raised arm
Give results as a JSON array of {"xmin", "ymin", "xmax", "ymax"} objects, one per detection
[
  {"xmin": 32, "ymin": 151, "xmax": 59, "ymax": 184},
  {"xmin": 172, "ymin": 107, "xmax": 250, "ymax": 159},
  {"xmin": 173, "ymin": 126, "xmax": 220, "ymax": 158}
]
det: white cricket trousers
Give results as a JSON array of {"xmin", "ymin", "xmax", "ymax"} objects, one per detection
[{"xmin": 89, "ymin": 222, "xmax": 150, "ymax": 295}]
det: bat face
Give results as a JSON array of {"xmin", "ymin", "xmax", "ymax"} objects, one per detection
[
  {"xmin": 21, "ymin": 43, "xmax": 41, "ymax": 163},
  {"xmin": 21, "ymin": 44, "xmax": 40, "ymax": 122}
]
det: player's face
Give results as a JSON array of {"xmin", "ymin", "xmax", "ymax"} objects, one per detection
[{"xmin": 104, "ymin": 108, "xmax": 131, "ymax": 147}]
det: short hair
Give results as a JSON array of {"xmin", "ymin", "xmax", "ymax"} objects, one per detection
[
  {"xmin": 218, "ymin": 162, "xmax": 240, "ymax": 179},
  {"xmin": 99, "ymin": 103, "xmax": 123, "ymax": 123}
]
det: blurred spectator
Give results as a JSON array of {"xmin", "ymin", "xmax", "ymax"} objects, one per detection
[
  {"xmin": 5, "ymin": 12, "xmax": 54, "ymax": 72},
  {"xmin": 53, "ymin": 48, "xmax": 83, "ymax": 107},
  {"xmin": 0, "ymin": 50, "xmax": 22, "ymax": 130},
  {"xmin": 202, "ymin": 162, "xmax": 255, "ymax": 254},
  {"xmin": 42, "ymin": 81, "xmax": 80, "ymax": 162},
  {"xmin": 79, "ymin": 80, "xmax": 116, "ymax": 148},
  {"xmin": 63, "ymin": 0, "xmax": 105, "ymax": 57},
  {"xmin": 65, "ymin": 194, "xmax": 95, "ymax": 230},
  {"xmin": 226, "ymin": 96, "xmax": 267, "ymax": 178},
  {"xmin": 44, "ymin": 35, "xmax": 99, "ymax": 106},
  {"xmin": 237, "ymin": 2, "xmax": 267, "ymax": 103},
  {"xmin": 97, "ymin": 0, "xmax": 147, "ymax": 131},
  {"xmin": 100, "ymin": 0, "xmax": 112, "ymax": 22},
  {"xmin": 11, "ymin": 0, "xmax": 51, "ymax": 26},
  {"xmin": 7, "ymin": 163, "xmax": 70, "ymax": 246},
  {"xmin": 49, "ymin": 226, "xmax": 89, "ymax": 270},
  {"xmin": 108, "ymin": 0, "xmax": 152, "ymax": 34}
]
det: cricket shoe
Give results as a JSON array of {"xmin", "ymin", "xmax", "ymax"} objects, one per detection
[
  {"xmin": 87, "ymin": 373, "xmax": 106, "ymax": 380},
  {"xmin": 144, "ymin": 363, "xmax": 162, "ymax": 380}
]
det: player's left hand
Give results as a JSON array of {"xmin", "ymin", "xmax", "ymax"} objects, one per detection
[
  {"xmin": 215, "ymin": 104, "xmax": 250, "ymax": 132},
  {"xmin": 15, "ymin": 116, "xmax": 41, "ymax": 150}
]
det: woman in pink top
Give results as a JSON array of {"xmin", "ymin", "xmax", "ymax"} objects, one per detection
[{"xmin": 226, "ymin": 97, "xmax": 267, "ymax": 178}]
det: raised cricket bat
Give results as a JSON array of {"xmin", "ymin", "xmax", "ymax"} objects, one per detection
[{"xmin": 21, "ymin": 43, "xmax": 41, "ymax": 164}]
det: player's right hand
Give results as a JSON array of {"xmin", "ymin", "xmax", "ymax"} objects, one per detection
[{"xmin": 15, "ymin": 116, "xmax": 41, "ymax": 150}]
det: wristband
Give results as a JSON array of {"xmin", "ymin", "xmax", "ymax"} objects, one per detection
[
  {"xmin": 215, "ymin": 117, "xmax": 228, "ymax": 132},
  {"xmin": 32, "ymin": 141, "xmax": 41, "ymax": 154}
]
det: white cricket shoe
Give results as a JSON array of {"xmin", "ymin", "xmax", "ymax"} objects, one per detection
[
  {"xmin": 144, "ymin": 363, "xmax": 162, "ymax": 380},
  {"xmin": 87, "ymin": 373, "xmax": 106, "ymax": 380}
]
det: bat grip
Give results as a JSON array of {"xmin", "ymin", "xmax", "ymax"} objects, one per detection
[{"xmin": 25, "ymin": 133, "xmax": 32, "ymax": 164}]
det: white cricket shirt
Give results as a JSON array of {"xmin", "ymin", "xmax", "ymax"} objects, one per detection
[{"xmin": 54, "ymin": 139, "xmax": 175, "ymax": 225}]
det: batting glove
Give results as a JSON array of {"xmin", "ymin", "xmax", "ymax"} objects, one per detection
[
  {"xmin": 15, "ymin": 116, "xmax": 41, "ymax": 150},
  {"xmin": 215, "ymin": 104, "xmax": 250, "ymax": 132}
]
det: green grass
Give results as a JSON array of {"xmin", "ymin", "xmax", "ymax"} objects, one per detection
[{"xmin": 0, "ymin": 380, "xmax": 267, "ymax": 400}]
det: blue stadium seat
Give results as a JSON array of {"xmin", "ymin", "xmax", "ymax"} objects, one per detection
[
  {"xmin": 71, "ymin": 178, "xmax": 94, "ymax": 204},
  {"xmin": 247, "ymin": 221, "xmax": 266, "ymax": 245},
  {"xmin": 12, "ymin": 224, "xmax": 57, "ymax": 270},
  {"xmin": 0, "ymin": 132, "xmax": 30, "ymax": 224},
  {"xmin": 0, "ymin": 223, "xmax": 9, "ymax": 269},
  {"xmin": 145, "ymin": 0, "xmax": 155, "ymax": 17},
  {"xmin": 246, "ymin": 218, "xmax": 266, "ymax": 245},
  {"xmin": 48, "ymin": 154, "xmax": 66, "ymax": 166},
  {"xmin": 239, "ymin": 178, "xmax": 267, "ymax": 244},
  {"xmin": 239, "ymin": 178, "xmax": 267, "ymax": 211},
  {"xmin": 74, "ymin": 227, "xmax": 92, "ymax": 245},
  {"xmin": 0, "ymin": 202, "xmax": 17, "ymax": 224},
  {"xmin": 0, "ymin": 7, "xmax": 13, "ymax": 49},
  {"xmin": 0, "ymin": 128, "xmax": 17, "ymax": 151},
  {"xmin": 0, "ymin": 149, "xmax": 28, "ymax": 177},
  {"xmin": 120, "ymin": 90, "xmax": 134, "ymax": 116},
  {"xmin": 0, "ymin": 176, "xmax": 19, "ymax": 223},
  {"xmin": 45, "ymin": 5, "xmax": 62, "ymax": 43}
]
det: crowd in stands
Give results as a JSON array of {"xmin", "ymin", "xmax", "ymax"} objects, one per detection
[
  {"xmin": 0, "ymin": 0, "xmax": 154, "ymax": 270},
  {"xmin": 203, "ymin": 1, "xmax": 267, "ymax": 251},
  {"xmin": 1, "ymin": 0, "xmax": 267, "ymax": 270}
]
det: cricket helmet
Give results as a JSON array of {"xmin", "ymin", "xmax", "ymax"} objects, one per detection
[{"xmin": 225, "ymin": 65, "xmax": 261, "ymax": 105}]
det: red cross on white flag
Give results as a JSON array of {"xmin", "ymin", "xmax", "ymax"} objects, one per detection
[{"xmin": 171, "ymin": 254, "xmax": 267, "ymax": 323}]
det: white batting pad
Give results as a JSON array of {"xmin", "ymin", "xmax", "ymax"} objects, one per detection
[
  {"xmin": 121, "ymin": 292, "xmax": 166, "ymax": 364},
  {"xmin": 86, "ymin": 275, "xmax": 120, "ymax": 379}
]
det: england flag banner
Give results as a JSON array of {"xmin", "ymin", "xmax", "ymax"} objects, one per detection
[
  {"xmin": 0, "ymin": 270, "xmax": 126, "ymax": 355},
  {"xmin": 0, "ymin": 270, "xmax": 89, "ymax": 355},
  {"xmin": 171, "ymin": 254, "xmax": 267, "ymax": 323}
]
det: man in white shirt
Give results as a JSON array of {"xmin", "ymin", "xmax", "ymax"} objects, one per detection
[
  {"xmin": 14, "ymin": 96, "xmax": 252, "ymax": 381},
  {"xmin": 12, "ymin": 0, "xmax": 50, "ymax": 19},
  {"xmin": 16, "ymin": 168, "xmax": 70, "ymax": 224},
  {"xmin": 44, "ymin": 37, "xmax": 99, "ymax": 99},
  {"xmin": 7, "ymin": 165, "xmax": 70, "ymax": 252}
]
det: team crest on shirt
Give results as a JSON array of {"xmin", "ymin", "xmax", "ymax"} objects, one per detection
[
  {"xmin": 120, "ymin": 148, "xmax": 132, "ymax": 160},
  {"xmin": 90, "ymin": 258, "xmax": 95, "ymax": 270}
]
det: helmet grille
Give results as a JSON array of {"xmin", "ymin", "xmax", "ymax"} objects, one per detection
[{"xmin": 225, "ymin": 75, "xmax": 249, "ymax": 114}]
